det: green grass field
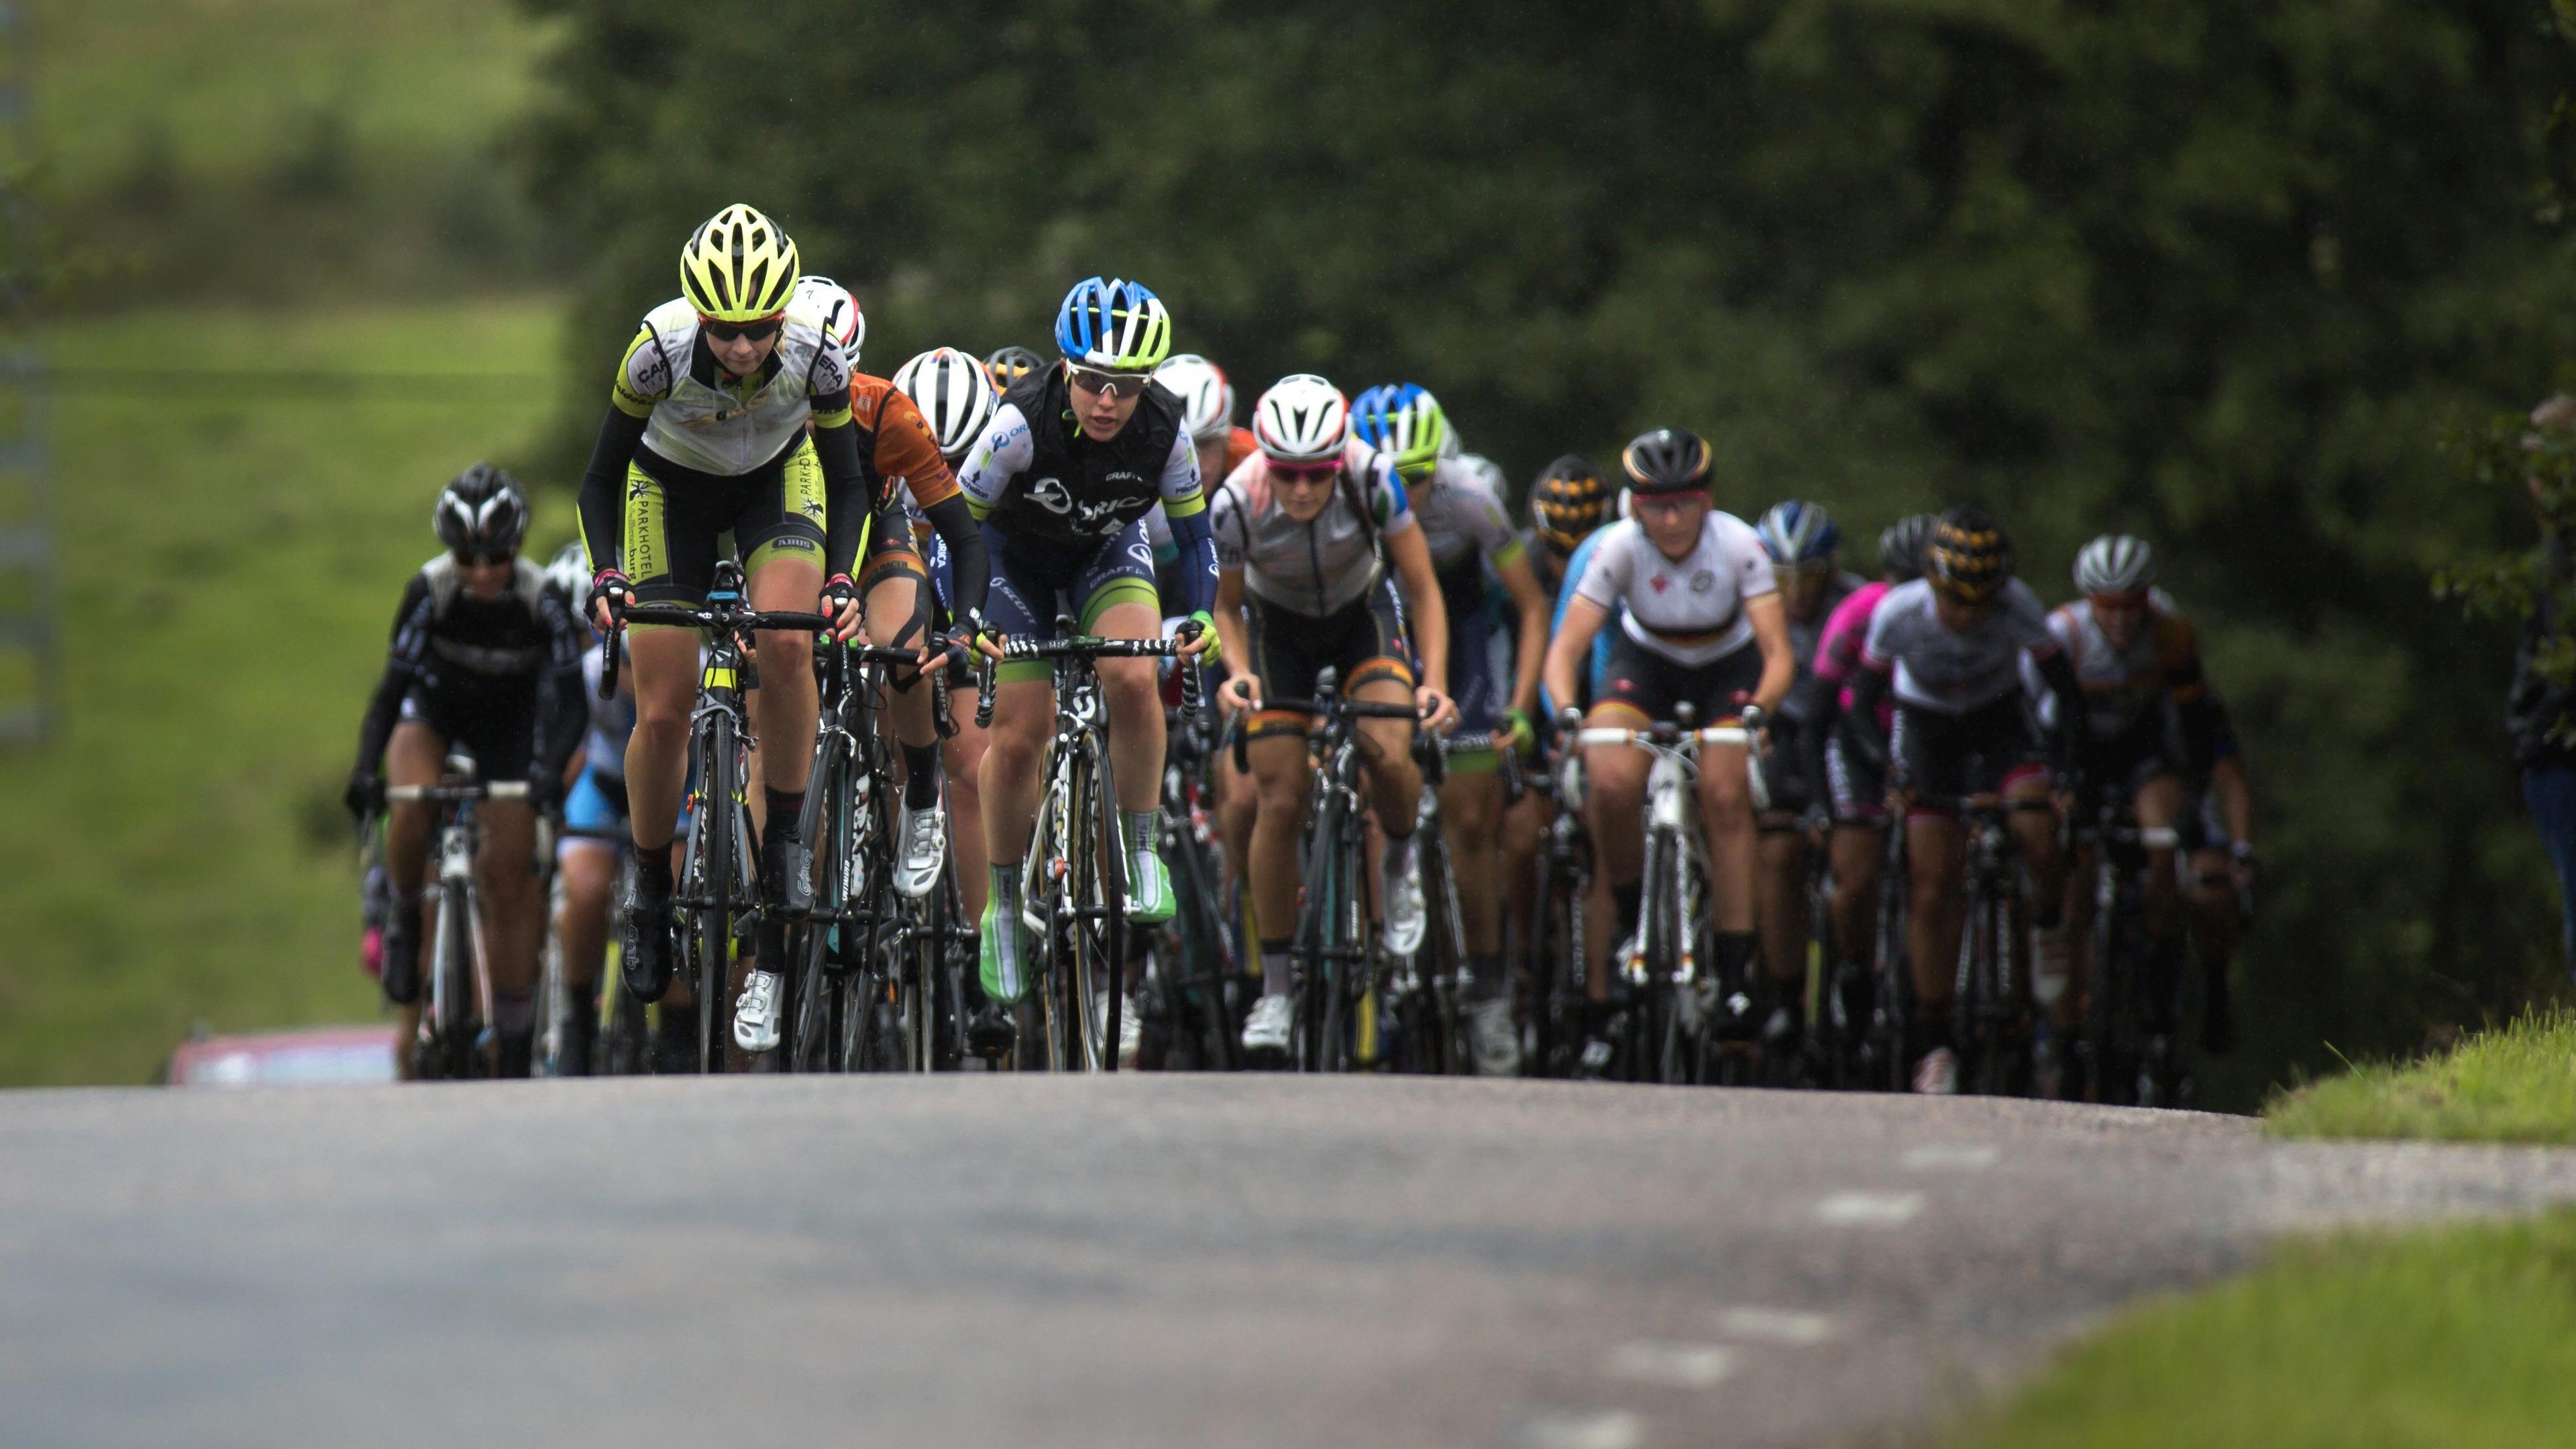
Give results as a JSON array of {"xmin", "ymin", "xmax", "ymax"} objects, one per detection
[
  {"xmin": 0, "ymin": 299, "xmax": 572, "ymax": 1085},
  {"xmin": 2263, "ymin": 1010, "xmax": 2576, "ymax": 1145}
]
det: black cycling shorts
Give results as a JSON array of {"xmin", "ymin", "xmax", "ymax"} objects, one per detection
[
  {"xmin": 397, "ymin": 680, "xmax": 537, "ymax": 782},
  {"xmin": 1890, "ymin": 695, "xmax": 2047, "ymax": 814},
  {"xmin": 623, "ymin": 435, "xmax": 828, "ymax": 610},
  {"xmin": 2077, "ymin": 711, "xmax": 2180, "ymax": 800},
  {"xmin": 1593, "ymin": 629, "xmax": 1763, "ymax": 726},
  {"xmin": 1242, "ymin": 580, "xmax": 1415, "ymax": 741}
]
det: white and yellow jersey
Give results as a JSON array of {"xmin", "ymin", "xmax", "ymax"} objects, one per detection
[{"xmin": 610, "ymin": 296, "xmax": 855, "ymax": 476}]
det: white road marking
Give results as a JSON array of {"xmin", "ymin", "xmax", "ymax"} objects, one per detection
[
  {"xmin": 1515, "ymin": 1408, "xmax": 1646, "ymax": 1449},
  {"xmin": 1901, "ymin": 1144, "xmax": 1999, "ymax": 1171},
  {"xmin": 1815, "ymin": 1190, "xmax": 1925, "ymax": 1226},
  {"xmin": 1605, "ymin": 1340, "xmax": 1735, "ymax": 1389},
  {"xmin": 1715, "ymin": 1307, "xmax": 1837, "ymax": 1346}
]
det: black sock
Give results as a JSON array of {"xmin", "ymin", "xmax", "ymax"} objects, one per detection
[
  {"xmin": 635, "ymin": 846, "xmax": 674, "ymax": 894},
  {"xmin": 1913, "ymin": 1012, "xmax": 1953, "ymax": 1058},
  {"xmin": 902, "ymin": 743, "xmax": 942, "ymax": 809},
  {"xmin": 1612, "ymin": 883, "xmax": 1642, "ymax": 940},
  {"xmin": 1468, "ymin": 953, "xmax": 1504, "ymax": 996},
  {"xmin": 764, "ymin": 788, "xmax": 805, "ymax": 845},
  {"xmin": 1711, "ymin": 930, "xmax": 1757, "ymax": 986}
]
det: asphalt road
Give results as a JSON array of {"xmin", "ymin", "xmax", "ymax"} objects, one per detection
[{"xmin": 6, "ymin": 1077, "xmax": 2575, "ymax": 1449}]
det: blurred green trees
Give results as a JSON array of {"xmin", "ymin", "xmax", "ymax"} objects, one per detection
[{"xmin": 523, "ymin": 0, "xmax": 2576, "ymax": 1100}]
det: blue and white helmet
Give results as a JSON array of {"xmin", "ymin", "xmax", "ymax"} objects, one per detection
[
  {"xmin": 791, "ymin": 275, "xmax": 864, "ymax": 370},
  {"xmin": 1054, "ymin": 276, "xmax": 1173, "ymax": 371},
  {"xmin": 1350, "ymin": 383, "xmax": 1449, "ymax": 476},
  {"xmin": 1756, "ymin": 500, "xmax": 1840, "ymax": 564}
]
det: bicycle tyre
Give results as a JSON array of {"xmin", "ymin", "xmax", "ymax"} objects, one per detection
[
  {"xmin": 692, "ymin": 712, "xmax": 741, "ymax": 1075},
  {"xmin": 1090, "ymin": 734, "xmax": 1131, "ymax": 1073}
]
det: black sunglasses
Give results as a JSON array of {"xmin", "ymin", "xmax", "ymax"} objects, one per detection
[
  {"xmin": 1065, "ymin": 363, "xmax": 1150, "ymax": 398},
  {"xmin": 700, "ymin": 313, "xmax": 784, "ymax": 344},
  {"xmin": 451, "ymin": 547, "xmax": 515, "ymax": 567}
]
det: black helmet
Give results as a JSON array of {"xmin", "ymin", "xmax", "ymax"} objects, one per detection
[
  {"xmin": 1923, "ymin": 505, "xmax": 2013, "ymax": 604},
  {"xmin": 435, "ymin": 462, "xmax": 529, "ymax": 560},
  {"xmin": 1529, "ymin": 455, "xmax": 1613, "ymax": 555},
  {"xmin": 1619, "ymin": 427, "xmax": 1711, "ymax": 496},
  {"xmin": 1878, "ymin": 513, "xmax": 1935, "ymax": 584},
  {"xmin": 983, "ymin": 345, "xmax": 1046, "ymax": 390}
]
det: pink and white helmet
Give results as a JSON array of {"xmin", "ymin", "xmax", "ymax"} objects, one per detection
[
  {"xmin": 1153, "ymin": 354, "xmax": 1235, "ymax": 443},
  {"xmin": 1253, "ymin": 374, "xmax": 1350, "ymax": 466},
  {"xmin": 791, "ymin": 275, "xmax": 865, "ymax": 370}
]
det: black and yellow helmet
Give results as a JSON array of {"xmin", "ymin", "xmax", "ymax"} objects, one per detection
[
  {"xmin": 679, "ymin": 204, "xmax": 800, "ymax": 323},
  {"xmin": 1529, "ymin": 455, "xmax": 1612, "ymax": 555},
  {"xmin": 1924, "ymin": 505, "xmax": 2015, "ymax": 604}
]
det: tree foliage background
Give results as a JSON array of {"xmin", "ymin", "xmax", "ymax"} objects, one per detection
[{"xmin": 522, "ymin": 0, "xmax": 2576, "ymax": 1102}]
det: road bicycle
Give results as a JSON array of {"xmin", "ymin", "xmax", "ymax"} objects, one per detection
[
  {"xmin": 2075, "ymin": 796, "xmax": 2194, "ymax": 1106},
  {"xmin": 1377, "ymin": 727, "xmax": 1508, "ymax": 1075},
  {"xmin": 1939, "ymin": 794, "xmax": 2047, "ymax": 1097},
  {"xmin": 533, "ymin": 821, "xmax": 646, "ymax": 1077},
  {"xmin": 1137, "ymin": 699, "xmax": 1241, "ymax": 1071},
  {"xmin": 786, "ymin": 635, "xmax": 971, "ymax": 1073},
  {"xmin": 1526, "ymin": 735, "xmax": 1597, "ymax": 1079},
  {"xmin": 385, "ymin": 758, "xmax": 530, "ymax": 1081},
  {"xmin": 973, "ymin": 617, "xmax": 1203, "ymax": 1071},
  {"xmin": 600, "ymin": 559, "xmax": 832, "ymax": 1075}
]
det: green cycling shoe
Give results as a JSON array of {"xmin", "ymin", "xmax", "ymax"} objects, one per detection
[
  {"xmin": 1127, "ymin": 846, "xmax": 1176, "ymax": 926},
  {"xmin": 979, "ymin": 892, "xmax": 1031, "ymax": 1006}
]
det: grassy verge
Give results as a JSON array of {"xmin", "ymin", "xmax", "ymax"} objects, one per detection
[
  {"xmin": 0, "ymin": 298, "xmax": 572, "ymax": 1085},
  {"xmin": 1949, "ymin": 1209, "xmax": 2576, "ymax": 1449},
  {"xmin": 2261, "ymin": 1010, "xmax": 2576, "ymax": 1145}
]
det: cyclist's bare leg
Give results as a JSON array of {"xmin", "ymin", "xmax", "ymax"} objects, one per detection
[
  {"xmin": 747, "ymin": 556, "xmax": 822, "ymax": 795},
  {"xmin": 623, "ymin": 628, "xmax": 700, "ymax": 849},
  {"xmin": 1697, "ymin": 740, "xmax": 1758, "ymax": 932},
  {"xmin": 1580, "ymin": 734, "xmax": 1650, "ymax": 1002},
  {"xmin": 383, "ymin": 722, "xmax": 445, "ymax": 924},
  {"xmin": 1352, "ymin": 674, "xmax": 1421, "ymax": 833},
  {"xmin": 2188, "ymin": 846, "xmax": 2239, "ymax": 977},
  {"xmin": 1439, "ymin": 771, "xmax": 1505, "ymax": 956},
  {"xmin": 1245, "ymin": 731, "xmax": 1313, "ymax": 948},
  {"xmin": 1500, "ymin": 790, "xmax": 1548, "ymax": 965},
  {"xmin": 1090, "ymin": 600, "xmax": 1169, "ymax": 816},
  {"xmin": 864, "ymin": 572, "xmax": 938, "ymax": 753},
  {"xmin": 945, "ymin": 716, "xmax": 991, "ymax": 918},
  {"xmin": 1905, "ymin": 814, "xmax": 1966, "ymax": 1018},
  {"xmin": 476, "ymin": 799, "xmax": 542, "ymax": 998},
  {"xmin": 1827, "ymin": 822, "xmax": 1884, "ymax": 971},
  {"xmin": 2133, "ymin": 773, "xmax": 2184, "ymax": 938},
  {"xmin": 979, "ymin": 678, "xmax": 1053, "ymax": 865},
  {"xmin": 1755, "ymin": 814, "xmax": 1809, "ymax": 987},
  {"xmin": 2004, "ymin": 771, "xmax": 2065, "ymax": 908},
  {"xmin": 1217, "ymin": 746, "xmax": 1256, "ymax": 894},
  {"xmin": 556, "ymin": 840, "xmax": 617, "ymax": 995}
]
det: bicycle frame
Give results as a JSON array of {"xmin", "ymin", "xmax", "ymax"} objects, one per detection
[{"xmin": 388, "ymin": 765, "xmax": 530, "ymax": 1080}]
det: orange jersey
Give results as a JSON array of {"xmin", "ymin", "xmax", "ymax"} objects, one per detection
[
  {"xmin": 1225, "ymin": 425, "xmax": 1259, "ymax": 476},
  {"xmin": 849, "ymin": 373, "xmax": 960, "ymax": 514}
]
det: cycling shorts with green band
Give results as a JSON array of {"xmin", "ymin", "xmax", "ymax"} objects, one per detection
[
  {"xmin": 620, "ymin": 435, "xmax": 827, "ymax": 618},
  {"xmin": 981, "ymin": 519, "xmax": 1161, "ymax": 685},
  {"xmin": 1241, "ymin": 578, "xmax": 1415, "ymax": 743}
]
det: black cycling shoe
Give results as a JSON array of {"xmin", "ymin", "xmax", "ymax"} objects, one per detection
[
  {"xmin": 494, "ymin": 1029, "xmax": 534, "ymax": 1079},
  {"xmin": 653, "ymin": 1003, "xmax": 701, "ymax": 1074},
  {"xmin": 380, "ymin": 904, "xmax": 422, "ymax": 1006},
  {"xmin": 2200, "ymin": 974, "xmax": 2238, "ymax": 1056},
  {"xmin": 967, "ymin": 1002, "xmax": 1018, "ymax": 1059},
  {"xmin": 558, "ymin": 1004, "xmax": 598, "ymax": 1077},
  {"xmin": 765, "ymin": 825, "xmax": 813, "ymax": 917},
  {"xmin": 623, "ymin": 870, "xmax": 676, "ymax": 1004}
]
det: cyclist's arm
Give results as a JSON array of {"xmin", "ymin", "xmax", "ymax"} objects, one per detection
[
  {"xmin": 1845, "ymin": 663, "xmax": 1892, "ymax": 769},
  {"xmin": 1791, "ymin": 668, "xmax": 1841, "ymax": 804},
  {"xmin": 1158, "ymin": 429, "xmax": 1217, "ymax": 616},
  {"xmin": 1387, "ymin": 521, "xmax": 1449, "ymax": 696},
  {"xmin": 875, "ymin": 391, "xmax": 989, "ymax": 621},
  {"xmin": 2212, "ymin": 752, "xmax": 2255, "ymax": 847},
  {"xmin": 1211, "ymin": 568, "xmax": 1254, "ymax": 699},
  {"xmin": 920, "ymin": 494, "xmax": 987, "ymax": 621},
  {"xmin": 532, "ymin": 589, "xmax": 588, "ymax": 793},
  {"xmin": 576, "ymin": 325, "xmax": 666, "ymax": 573},
  {"xmin": 956, "ymin": 404, "xmax": 1033, "ymax": 523},
  {"xmin": 1492, "ymin": 547, "xmax": 1551, "ymax": 721},
  {"xmin": 2029, "ymin": 644, "xmax": 2086, "ymax": 780},
  {"xmin": 1744, "ymin": 592, "xmax": 1794, "ymax": 715},
  {"xmin": 353, "ymin": 576, "xmax": 433, "ymax": 775},
  {"xmin": 1546, "ymin": 594, "xmax": 1611, "ymax": 720}
]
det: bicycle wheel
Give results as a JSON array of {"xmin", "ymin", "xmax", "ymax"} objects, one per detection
[
  {"xmin": 1293, "ymin": 785, "xmax": 1348, "ymax": 1073},
  {"xmin": 688, "ymin": 713, "xmax": 742, "ymax": 1075},
  {"xmin": 788, "ymin": 751, "xmax": 851, "ymax": 1073},
  {"xmin": 1413, "ymin": 822, "xmax": 1466, "ymax": 1075},
  {"xmin": 1872, "ymin": 844, "xmax": 1913, "ymax": 1093},
  {"xmin": 1084, "ymin": 734, "xmax": 1132, "ymax": 1073}
]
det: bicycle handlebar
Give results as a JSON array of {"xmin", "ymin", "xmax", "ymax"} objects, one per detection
[
  {"xmin": 386, "ymin": 780, "xmax": 530, "ymax": 804},
  {"xmin": 596, "ymin": 602, "xmax": 837, "ymax": 700},
  {"xmin": 970, "ymin": 626, "xmax": 1205, "ymax": 730}
]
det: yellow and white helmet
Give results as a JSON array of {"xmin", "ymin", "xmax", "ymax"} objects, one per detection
[{"xmin": 680, "ymin": 204, "xmax": 800, "ymax": 322}]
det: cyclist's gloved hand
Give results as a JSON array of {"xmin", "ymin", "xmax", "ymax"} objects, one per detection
[
  {"xmin": 586, "ymin": 570, "xmax": 631, "ymax": 630},
  {"xmin": 1554, "ymin": 706, "xmax": 1584, "ymax": 745},
  {"xmin": 955, "ymin": 608, "xmax": 1006, "ymax": 661},
  {"xmin": 523, "ymin": 765, "xmax": 560, "ymax": 813},
  {"xmin": 1504, "ymin": 708, "xmax": 1537, "ymax": 758},
  {"xmin": 820, "ymin": 574, "xmax": 862, "ymax": 643},
  {"xmin": 1177, "ymin": 609, "xmax": 1221, "ymax": 663},
  {"xmin": 343, "ymin": 769, "xmax": 384, "ymax": 822}
]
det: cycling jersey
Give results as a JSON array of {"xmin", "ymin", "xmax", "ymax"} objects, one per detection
[
  {"xmin": 2029, "ymin": 590, "xmax": 2206, "ymax": 741},
  {"xmin": 1409, "ymin": 457, "xmax": 1521, "ymax": 576},
  {"xmin": 1541, "ymin": 524, "xmax": 1618, "ymax": 716},
  {"xmin": 354, "ymin": 555, "xmax": 586, "ymax": 788},
  {"xmin": 1570, "ymin": 512, "xmax": 1776, "ymax": 666},
  {"xmin": 1212, "ymin": 441, "xmax": 1415, "ymax": 617},
  {"xmin": 1786, "ymin": 572, "xmax": 1868, "ymax": 678},
  {"xmin": 1859, "ymin": 577, "xmax": 2056, "ymax": 714},
  {"xmin": 1146, "ymin": 427, "xmax": 1258, "ymax": 551},
  {"xmin": 844, "ymin": 373, "xmax": 987, "ymax": 615},
  {"xmin": 618, "ymin": 297, "xmax": 851, "ymax": 475},
  {"xmin": 1812, "ymin": 581, "xmax": 1892, "ymax": 729}
]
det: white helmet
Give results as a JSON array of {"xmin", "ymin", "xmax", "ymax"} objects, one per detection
[
  {"xmin": 892, "ymin": 347, "xmax": 1000, "ymax": 463},
  {"xmin": 1253, "ymin": 374, "xmax": 1350, "ymax": 465},
  {"xmin": 790, "ymin": 275, "xmax": 865, "ymax": 370},
  {"xmin": 1440, "ymin": 425, "xmax": 1464, "ymax": 462},
  {"xmin": 1153, "ymin": 354, "xmax": 1235, "ymax": 443},
  {"xmin": 2074, "ymin": 534, "xmax": 2157, "ymax": 597}
]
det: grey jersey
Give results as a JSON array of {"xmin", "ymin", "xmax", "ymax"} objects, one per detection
[
  {"xmin": 1860, "ymin": 577, "xmax": 2057, "ymax": 714},
  {"xmin": 1212, "ymin": 441, "xmax": 1417, "ymax": 617},
  {"xmin": 1404, "ymin": 456, "xmax": 1517, "ymax": 570}
]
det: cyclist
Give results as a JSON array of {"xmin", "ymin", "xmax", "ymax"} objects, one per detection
[
  {"xmin": 1542, "ymin": 428, "xmax": 1794, "ymax": 1075},
  {"xmin": 1150, "ymin": 354, "xmax": 1260, "ymax": 621},
  {"xmin": 572, "ymin": 205, "xmax": 877, "ymax": 1057},
  {"xmin": 960, "ymin": 276, "xmax": 1220, "ymax": 1049},
  {"xmin": 1207, "ymin": 374, "xmax": 1456, "ymax": 1062},
  {"xmin": 1843, "ymin": 506, "xmax": 2085, "ymax": 1095},
  {"xmin": 2034, "ymin": 535, "xmax": 2232, "ymax": 1049},
  {"xmin": 2178, "ymin": 686, "xmax": 2257, "ymax": 1053},
  {"xmin": 892, "ymin": 344, "xmax": 1004, "ymax": 925},
  {"xmin": 1351, "ymin": 384, "xmax": 1551, "ymax": 1074},
  {"xmin": 345, "ymin": 465, "xmax": 585, "ymax": 1077},
  {"xmin": 797, "ymin": 282, "xmax": 992, "ymax": 928},
  {"xmin": 1799, "ymin": 514, "xmax": 1934, "ymax": 1031},
  {"xmin": 1749, "ymin": 500, "xmax": 1866, "ymax": 1045}
]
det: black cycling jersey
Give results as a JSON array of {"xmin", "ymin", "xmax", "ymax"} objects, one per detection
[
  {"xmin": 976, "ymin": 368, "xmax": 1189, "ymax": 549},
  {"xmin": 353, "ymin": 555, "xmax": 587, "ymax": 790}
]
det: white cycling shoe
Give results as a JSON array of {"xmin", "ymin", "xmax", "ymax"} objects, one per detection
[
  {"xmin": 1466, "ymin": 996, "xmax": 1521, "ymax": 1077},
  {"xmin": 733, "ymin": 969, "xmax": 784, "ymax": 1055},
  {"xmin": 1242, "ymin": 994, "xmax": 1295, "ymax": 1063},
  {"xmin": 1382, "ymin": 853, "xmax": 1427, "ymax": 956},
  {"xmin": 1911, "ymin": 1045, "xmax": 1959, "ymax": 1095},
  {"xmin": 894, "ymin": 801, "xmax": 947, "ymax": 900},
  {"xmin": 1093, "ymin": 990, "xmax": 1144, "ymax": 1067}
]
